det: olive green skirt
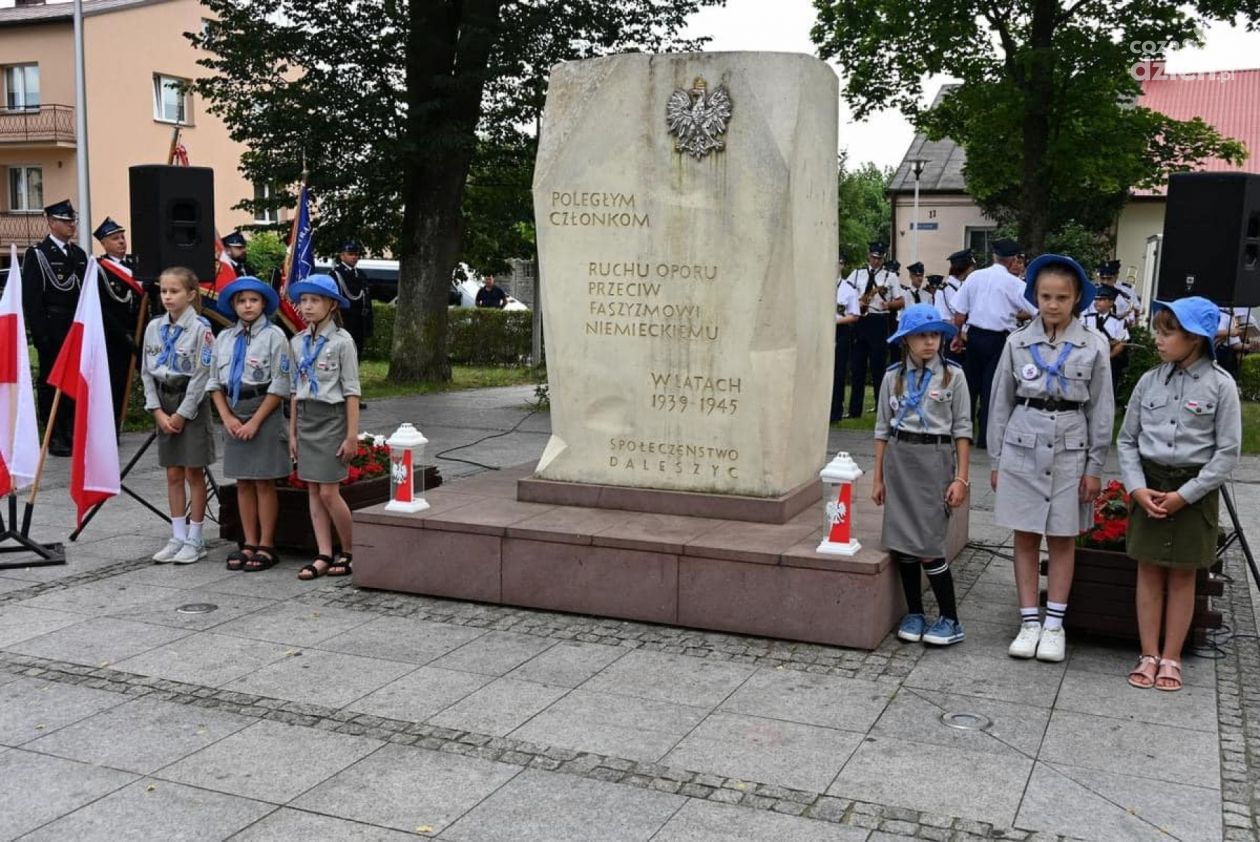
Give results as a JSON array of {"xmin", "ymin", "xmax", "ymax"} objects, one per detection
[{"xmin": 1126, "ymin": 459, "xmax": 1219, "ymax": 569}]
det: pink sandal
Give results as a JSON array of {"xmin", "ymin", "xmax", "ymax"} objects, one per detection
[
  {"xmin": 1155, "ymin": 658, "xmax": 1183, "ymax": 692},
  {"xmin": 1127, "ymin": 654, "xmax": 1158, "ymax": 689}
]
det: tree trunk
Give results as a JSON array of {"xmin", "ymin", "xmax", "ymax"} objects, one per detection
[
  {"xmin": 1018, "ymin": 0, "xmax": 1058, "ymax": 254},
  {"xmin": 390, "ymin": 0, "xmax": 503, "ymax": 383}
]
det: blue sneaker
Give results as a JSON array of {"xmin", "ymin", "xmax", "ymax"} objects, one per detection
[
  {"xmin": 923, "ymin": 617, "xmax": 965, "ymax": 646},
  {"xmin": 897, "ymin": 613, "xmax": 928, "ymax": 642}
]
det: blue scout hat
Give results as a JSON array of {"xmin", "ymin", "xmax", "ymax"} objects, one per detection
[
  {"xmin": 222, "ymin": 231, "xmax": 247, "ymax": 248},
  {"xmin": 888, "ymin": 303, "xmax": 958, "ymax": 345},
  {"xmin": 992, "ymin": 238, "xmax": 1022, "ymax": 258},
  {"xmin": 44, "ymin": 199, "xmax": 76, "ymax": 220},
  {"xmin": 868, "ymin": 241, "xmax": 888, "ymax": 257},
  {"xmin": 289, "ymin": 273, "xmax": 349, "ymax": 309},
  {"xmin": 1151, "ymin": 297, "xmax": 1220, "ymax": 359},
  {"xmin": 340, "ymin": 240, "xmax": 362, "ymax": 254},
  {"xmin": 907, "ymin": 262, "xmax": 925, "ymax": 275},
  {"xmin": 218, "ymin": 275, "xmax": 279, "ymax": 319},
  {"xmin": 947, "ymin": 248, "xmax": 974, "ymax": 264},
  {"xmin": 92, "ymin": 217, "xmax": 125, "ymax": 241},
  {"xmin": 1093, "ymin": 284, "xmax": 1120, "ymax": 300},
  {"xmin": 1024, "ymin": 253, "xmax": 1096, "ymax": 310}
]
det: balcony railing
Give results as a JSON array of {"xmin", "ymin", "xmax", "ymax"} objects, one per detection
[
  {"xmin": 0, "ymin": 104, "xmax": 76, "ymax": 145},
  {"xmin": 0, "ymin": 212, "xmax": 48, "ymax": 249}
]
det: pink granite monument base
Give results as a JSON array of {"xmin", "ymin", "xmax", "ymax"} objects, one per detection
[{"xmin": 352, "ymin": 464, "xmax": 971, "ymax": 650}]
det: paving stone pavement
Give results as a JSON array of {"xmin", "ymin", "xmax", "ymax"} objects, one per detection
[{"xmin": 0, "ymin": 384, "xmax": 1256, "ymax": 840}]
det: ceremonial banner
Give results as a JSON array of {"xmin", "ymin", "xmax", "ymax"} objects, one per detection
[{"xmin": 47, "ymin": 259, "xmax": 121, "ymax": 523}]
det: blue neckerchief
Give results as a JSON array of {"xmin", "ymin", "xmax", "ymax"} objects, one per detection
[
  {"xmin": 155, "ymin": 322, "xmax": 183, "ymax": 369},
  {"xmin": 297, "ymin": 331, "xmax": 328, "ymax": 394},
  {"xmin": 1029, "ymin": 342, "xmax": 1074, "ymax": 395},
  {"xmin": 227, "ymin": 325, "xmax": 250, "ymax": 407},
  {"xmin": 893, "ymin": 366, "xmax": 932, "ymax": 429}
]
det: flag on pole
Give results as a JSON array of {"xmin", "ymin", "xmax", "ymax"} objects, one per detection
[
  {"xmin": 46, "ymin": 258, "xmax": 120, "ymax": 524},
  {"xmin": 210, "ymin": 230, "xmax": 236, "ymax": 293},
  {"xmin": 276, "ymin": 181, "xmax": 311, "ymax": 332},
  {"xmin": 0, "ymin": 245, "xmax": 40, "ymax": 496}
]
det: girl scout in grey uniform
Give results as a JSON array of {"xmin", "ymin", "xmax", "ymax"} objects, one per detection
[
  {"xmin": 207, "ymin": 277, "xmax": 292, "ymax": 572},
  {"xmin": 1118, "ymin": 296, "xmax": 1241, "ymax": 691},
  {"xmin": 988, "ymin": 254, "xmax": 1114, "ymax": 663},
  {"xmin": 287, "ymin": 275, "xmax": 361, "ymax": 581},
  {"xmin": 140, "ymin": 267, "xmax": 217, "ymax": 565},
  {"xmin": 873, "ymin": 304, "xmax": 973, "ymax": 647}
]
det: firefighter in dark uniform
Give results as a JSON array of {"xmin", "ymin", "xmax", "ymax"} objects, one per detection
[
  {"xmin": 94, "ymin": 217, "xmax": 144, "ymax": 428},
  {"xmin": 330, "ymin": 240, "xmax": 374, "ymax": 357},
  {"xmin": 22, "ymin": 200, "xmax": 88, "ymax": 457},
  {"xmin": 222, "ymin": 231, "xmax": 253, "ymax": 277}
]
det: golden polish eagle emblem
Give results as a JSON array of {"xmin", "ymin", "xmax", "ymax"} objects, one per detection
[{"xmin": 666, "ymin": 77, "xmax": 733, "ymax": 160}]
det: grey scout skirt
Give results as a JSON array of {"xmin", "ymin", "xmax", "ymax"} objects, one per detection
[
  {"xmin": 1127, "ymin": 459, "xmax": 1219, "ymax": 570},
  {"xmin": 222, "ymin": 391, "xmax": 289, "ymax": 480},
  {"xmin": 156, "ymin": 381, "xmax": 216, "ymax": 469},
  {"xmin": 296, "ymin": 400, "xmax": 348, "ymax": 484},
  {"xmin": 881, "ymin": 435, "xmax": 954, "ymax": 559}
]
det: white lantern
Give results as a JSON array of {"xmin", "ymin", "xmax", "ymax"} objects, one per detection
[
  {"xmin": 384, "ymin": 423, "xmax": 430, "ymax": 513},
  {"xmin": 816, "ymin": 451, "xmax": 863, "ymax": 556}
]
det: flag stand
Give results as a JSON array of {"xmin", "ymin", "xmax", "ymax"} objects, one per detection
[{"xmin": 0, "ymin": 494, "xmax": 66, "ymax": 569}]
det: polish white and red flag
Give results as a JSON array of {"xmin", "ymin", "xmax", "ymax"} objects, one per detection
[
  {"xmin": 47, "ymin": 258, "xmax": 120, "ymax": 523},
  {"xmin": 0, "ymin": 244, "xmax": 40, "ymax": 497}
]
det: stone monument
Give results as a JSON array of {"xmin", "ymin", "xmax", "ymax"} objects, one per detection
[{"xmin": 528, "ymin": 52, "xmax": 838, "ymax": 503}]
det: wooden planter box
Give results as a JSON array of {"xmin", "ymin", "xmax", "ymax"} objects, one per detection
[
  {"xmin": 1041, "ymin": 546, "xmax": 1223, "ymax": 645},
  {"xmin": 219, "ymin": 467, "xmax": 442, "ymax": 552}
]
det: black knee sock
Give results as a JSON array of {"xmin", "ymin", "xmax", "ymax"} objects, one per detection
[
  {"xmin": 894, "ymin": 552, "xmax": 924, "ymax": 615},
  {"xmin": 923, "ymin": 558, "xmax": 958, "ymax": 621}
]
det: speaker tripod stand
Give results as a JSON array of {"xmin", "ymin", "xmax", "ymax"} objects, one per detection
[{"xmin": 1219, "ymin": 484, "xmax": 1260, "ymax": 594}]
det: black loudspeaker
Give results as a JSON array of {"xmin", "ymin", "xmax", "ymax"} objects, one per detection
[
  {"xmin": 1158, "ymin": 172, "xmax": 1260, "ymax": 306},
  {"xmin": 128, "ymin": 165, "xmax": 215, "ymax": 282}
]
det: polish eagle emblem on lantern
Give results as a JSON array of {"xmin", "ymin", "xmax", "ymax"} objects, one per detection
[
  {"xmin": 666, "ymin": 77, "xmax": 733, "ymax": 159},
  {"xmin": 825, "ymin": 500, "xmax": 848, "ymax": 526}
]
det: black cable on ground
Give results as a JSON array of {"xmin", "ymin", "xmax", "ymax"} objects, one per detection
[{"xmin": 432, "ymin": 409, "xmax": 541, "ymax": 471}]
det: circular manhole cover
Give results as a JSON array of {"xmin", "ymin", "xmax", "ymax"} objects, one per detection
[
  {"xmin": 175, "ymin": 603, "xmax": 219, "ymax": 614},
  {"xmin": 940, "ymin": 711, "xmax": 991, "ymax": 731}
]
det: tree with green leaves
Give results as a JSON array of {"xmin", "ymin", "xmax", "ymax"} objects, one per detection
[
  {"xmin": 812, "ymin": 1, "xmax": 1251, "ymax": 253},
  {"xmin": 192, "ymin": 0, "xmax": 721, "ymax": 382},
  {"xmin": 836, "ymin": 152, "xmax": 891, "ymax": 267}
]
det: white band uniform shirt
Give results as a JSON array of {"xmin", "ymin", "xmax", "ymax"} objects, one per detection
[
  {"xmin": 900, "ymin": 283, "xmax": 935, "ymax": 309},
  {"xmin": 874, "ymin": 355, "xmax": 972, "ymax": 559},
  {"xmin": 1081, "ymin": 311, "xmax": 1129, "ymax": 345},
  {"xmin": 843, "ymin": 266, "xmax": 900, "ymax": 314},
  {"xmin": 140, "ymin": 306, "xmax": 217, "ymax": 468},
  {"xmin": 951, "ymin": 263, "xmax": 1034, "ymax": 332},
  {"xmin": 935, "ymin": 276, "xmax": 962, "ymax": 323},
  {"xmin": 835, "ymin": 276, "xmax": 860, "ymax": 320},
  {"xmin": 207, "ymin": 320, "xmax": 293, "ymax": 480},
  {"xmin": 987, "ymin": 316, "xmax": 1114, "ymax": 536},
  {"xmin": 1117, "ymin": 358, "xmax": 1242, "ymax": 506}
]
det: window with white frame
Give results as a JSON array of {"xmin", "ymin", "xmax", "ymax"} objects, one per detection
[
  {"xmin": 4, "ymin": 65, "xmax": 39, "ymax": 110},
  {"xmin": 7, "ymin": 166, "xmax": 43, "ymax": 213},
  {"xmin": 253, "ymin": 182, "xmax": 279, "ymax": 224},
  {"xmin": 153, "ymin": 74, "xmax": 191, "ymax": 124}
]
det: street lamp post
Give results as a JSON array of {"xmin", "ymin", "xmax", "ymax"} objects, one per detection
[{"xmin": 909, "ymin": 158, "xmax": 927, "ymax": 265}]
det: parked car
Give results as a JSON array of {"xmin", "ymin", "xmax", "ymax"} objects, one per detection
[{"xmin": 313, "ymin": 258, "xmax": 398, "ymax": 302}]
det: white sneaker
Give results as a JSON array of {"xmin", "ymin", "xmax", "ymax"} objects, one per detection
[
  {"xmin": 1008, "ymin": 623, "xmax": 1042, "ymax": 659},
  {"xmin": 1036, "ymin": 627, "xmax": 1067, "ymax": 662},
  {"xmin": 152, "ymin": 539, "xmax": 184, "ymax": 563},
  {"xmin": 171, "ymin": 538, "xmax": 207, "ymax": 565}
]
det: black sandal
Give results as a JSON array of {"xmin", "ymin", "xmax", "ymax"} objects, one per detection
[
  {"xmin": 326, "ymin": 552, "xmax": 353, "ymax": 577},
  {"xmin": 244, "ymin": 547, "xmax": 280, "ymax": 572},
  {"xmin": 226, "ymin": 545, "xmax": 257, "ymax": 571},
  {"xmin": 298, "ymin": 553, "xmax": 334, "ymax": 580}
]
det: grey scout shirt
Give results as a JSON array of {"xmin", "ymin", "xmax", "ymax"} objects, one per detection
[
  {"xmin": 987, "ymin": 316, "xmax": 1114, "ymax": 475},
  {"xmin": 874, "ymin": 356, "xmax": 973, "ymax": 441},
  {"xmin": 206, "ymin": 320, "xmax": 292, "ymax": 401},
  {"xmin": 1117, "ymin": 357, "xmax": 1242, "ymax": 504},
  {"xmin": 288, "ymin": 320, "xmax": 361, "ymax": 403},
  {"xmin": 141, "ymin": 306, "xmax": 215, "ymax": 420}
]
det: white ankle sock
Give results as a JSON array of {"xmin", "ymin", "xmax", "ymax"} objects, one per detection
[
  {"xmin": 172, "ymin": 518, "xmax": 188, "ymax": 542},
  {"xmin": 188, "ymin": 521, "xmax": 204, "ymax": 542},
  {"xmin": 1044, "ymin": 601, "xmax": 1067, "ymax": 631},
  {"xmin": 1020, "ymin": 607, "xmax": 1040, "ymax": 628}
]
